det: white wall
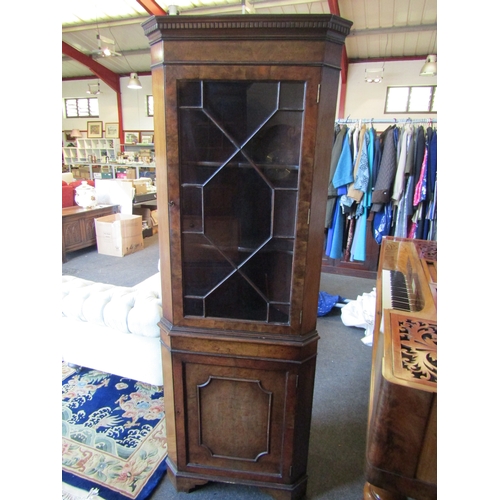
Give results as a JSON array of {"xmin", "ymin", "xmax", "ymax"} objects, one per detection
[
  {"xmin": 343, "ymin": 59, "xmax": 437, "ymax": 126},
  {"xmin": 62, "ymin": 60, "xmax": 436, "ymax": 135},
  {"xmin": 62, "ymin": 75, "xmax": 154, "ymax": 134}
]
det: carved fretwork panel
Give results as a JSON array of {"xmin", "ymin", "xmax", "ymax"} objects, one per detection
[
  {"xmin": 183, "ymin": 360, "xmax": 290, "ymax": 476},
  {"xmin": 198, "ymin": 376, "xmax": 272, "ymax": 461},
  {"xmin": 390, "ymin": 313, "xmax": 437, "ymax": 390}
]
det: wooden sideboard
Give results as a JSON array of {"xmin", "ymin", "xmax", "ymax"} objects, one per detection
[{"xmin": 62, "ymin": 205, "xmax": 118, "ymax": 262}]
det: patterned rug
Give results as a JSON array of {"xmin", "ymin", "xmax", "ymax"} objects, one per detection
[{"xmin": 62, "ymin": 363, "xmax": 167, "ymax": 499}]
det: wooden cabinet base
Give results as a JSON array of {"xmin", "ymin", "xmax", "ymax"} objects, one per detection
[
  {"xmin": 166, "ymin": 456, "xmax": 308, "ymax": 500},
  {"xmin": 161, "ymin": 326, "xmax": 318, "ymax": 500}
]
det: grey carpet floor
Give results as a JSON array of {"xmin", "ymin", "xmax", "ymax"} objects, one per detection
[{"xmin": 62, "ymin": 236, "xmax": 376, "ymax": 500}]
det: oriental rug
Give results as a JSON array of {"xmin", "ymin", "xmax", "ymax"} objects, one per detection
[{"xmin": 62, "ymin": 363, "xmax": 167, "ymax": 499}]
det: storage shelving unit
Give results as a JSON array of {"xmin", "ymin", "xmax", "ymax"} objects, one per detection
[
  {"xmin": 62, "ymin": 138, "xmax": 155, "ymax": 181},
  {"xmin": 62, "ymin": 138, "xmax": 120, "ymax": 165}
]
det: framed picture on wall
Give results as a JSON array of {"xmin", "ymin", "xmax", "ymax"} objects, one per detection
[
  {"xmin": 105, "ymin": 123, "xmax": 119, "ymax": 138},
  {"xmin": 87, "ymin": 121, "xmax": 103, "ymax": 138},
  {"xmin": 124, "ymin": 131, "xmax": 140, "ymax": 144},
  {"xmin": 140, "ymin": 132, "xmax": 154, "ymax": 144}
]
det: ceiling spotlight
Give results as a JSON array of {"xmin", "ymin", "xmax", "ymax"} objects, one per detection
[
  {"xmin": 365, "ymin": 68, "xmax": 384, "ymax": 83},
  {"xmin": 86, "ymin": 82, "xmax": 101, "ymax": 95},
  {"xmin": 420, "ymin": 55, "xmax": 437, "ymax": 76},
  {"xmin": 92, "ymin": 33, "xmax": 121, "ymax": 58},
  {"xmin": 128, "ymin": 72, "xmax": 142, "ymax": 90}
]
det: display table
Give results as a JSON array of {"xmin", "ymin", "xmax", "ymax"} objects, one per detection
[{"xmin": 62, "ymin": 205, "xmax": 119, "ymax": 262}]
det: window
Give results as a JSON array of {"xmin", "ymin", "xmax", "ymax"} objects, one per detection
[
  {"xmin": 65, "ymin": 97, "xmax": 99, "ymax": 118},
  {"xmin": 385, "ymin": 86, "xmax": 437, "ymax": 113},
  {"xmin": 147, "ymin": 95, "xmax": 154, "ymax": 116}
]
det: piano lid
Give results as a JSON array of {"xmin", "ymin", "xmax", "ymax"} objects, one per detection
[{"xmin": 379, "ymin": 237, "xmax": 437, "ymax": 393}]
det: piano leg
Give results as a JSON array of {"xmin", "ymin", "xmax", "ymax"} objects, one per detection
[{"xmin": 363, "ymin": 482, "xmax": 406, "ymax": 500}]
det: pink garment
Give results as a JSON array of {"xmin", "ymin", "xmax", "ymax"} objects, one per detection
[{"xmin": 413, "ymin": 147, "xmax": 428, "ymax": 206}]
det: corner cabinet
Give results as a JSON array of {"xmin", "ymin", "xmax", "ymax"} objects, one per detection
[{"xmin": 142, "ymin": 14, "xmax": 351, "ymax": 500}]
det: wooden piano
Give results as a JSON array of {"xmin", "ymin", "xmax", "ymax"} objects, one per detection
[{"xmin": 363, "ymin": 237, "xmax": 437, "ymax": 500}]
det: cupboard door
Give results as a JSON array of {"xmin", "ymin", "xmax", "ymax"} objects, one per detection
[{"xmin": 179, "ymin": 80, "xmax": 304, "ymax": 325}]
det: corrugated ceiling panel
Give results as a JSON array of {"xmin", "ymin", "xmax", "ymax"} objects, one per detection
[
  {"xmin": 62, "ymin": 0, "xmax": 148, "ymax": 25},
  {"xmin": 62, "ymin": 0, "xmax": 437, "ymax": 78},
  {"xmin": 393, "ymin": 0, "xmax": 410, "ymax": 26},
  {"xmin": 402, "ymin": 31, "xmax": 419, "ymax": 54},
  {"xmin": 421, "ymin": 0, "xmax": 437, "ymax": 23},
  {"xmin": 378, "ymin": 0, "xmax": 396, "ymax": 28},
  {"xmin": 363, "ymin": 0, "xmax": 381, "ymax": 29}
]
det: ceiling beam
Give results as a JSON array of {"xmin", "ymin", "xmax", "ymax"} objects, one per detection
[
  {"xmin": 349, "ymin": 23, "xmax": 437, "ymax": 37},
  {"xmin": 135, "ymin": 0, "xmax": 167, "ymax": 16},
  {"xmin": 62, "ymin": 48, "xmax": 151, "ymax": 64},
  {"xmin": 327, "ymin": 0, "xmax": 339, "ymax": 15},
  {"xmin": 62, "ymin": 41, "xmax": 121, "ymax": 93}
]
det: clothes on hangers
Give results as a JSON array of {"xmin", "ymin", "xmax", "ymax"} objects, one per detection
[
  {"xmin": 324, "ymin": 124, "xmax": 348, "ymax": 228},
  {"xmin": 324, "ymin": 119, "xmax": 437, "ymax": 264}
]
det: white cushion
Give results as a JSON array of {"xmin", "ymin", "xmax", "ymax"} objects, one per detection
[{"xmin": 62, "ymin": 275, "xmax": 161, "ymax": 337}]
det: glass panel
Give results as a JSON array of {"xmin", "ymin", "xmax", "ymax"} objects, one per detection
[
  {"xmin": 239, "ymin": 239, "xmax": 293, "ymax": 303},
  {"xmin": 279, "ymin": 82, "xmax": 305, "ymax": 110},
  {"xmin": 408, "ymin": 87, "xmax": 432, "ymax": 112},
  {"xmin": 181, "ymin": 186, "xmax": 203, "ymax": 232},
  {"xmin": 179, "ymin": 80, "xmax": 304, "ymax": 323},
  {"xmin": 204, "ymin": 155, "xmax": 272, "ymax": 266},
  {"xmin": 269, "ymin": 304, "xmax": 289, "ymax": 323},
  {"xmin": 184, "ymin": 297, "xmax": 204, "ymax": 316},
  {"xmin": 385, "ymin": 87, "xmax": 410, "ymax": 113},
  {"xmin": 273, "ymin": 190, "xmax": 297, "ymax": 237},
  {"xmin": 205, "ymin": 272, "xmax": 268, "ymax": 321},
  {"xmin": 180, "ymin": 109, "xmax": 237, "ymax": 179},
  {"xmin": 179, "ymin": 81, "xmax": 202, "ymax": 107},
  {"xmin": 245, "ymin": 111, "xmax": 302, "ymax": 167},
  {"xmin": 182, "ymin": 233, "xmax": 235, "ymax": 296},
  {"xmin": 204, "ymin": 81, "xmax": 278, "ymax": 146}
]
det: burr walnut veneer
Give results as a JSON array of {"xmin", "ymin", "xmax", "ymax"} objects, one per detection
[{"xmin": 142, "ymin": 14, "xmax": 351, "ymax": 500}]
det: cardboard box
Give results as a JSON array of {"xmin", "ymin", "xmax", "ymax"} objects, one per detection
[
  {"xmin": 150, "ymin": 209, "xmax": 159, "ymax": 234},
  {"xmin": 133, "ymin": 179, "xmax": 149, "ymax": 195},
  {"xmin": 95, "ymin": 214, "xmax": 144, "ymax": 257},
  {"xmin": 133, "ymin": 207, "xmax": 154, "ymax": 228},
  {"xmin": 126, "ymin": 168, "xmax": 136, "ymax": 179},
  {"xmin": 150, "ymin": 209, "xmax": 158, "ymax": 227}
]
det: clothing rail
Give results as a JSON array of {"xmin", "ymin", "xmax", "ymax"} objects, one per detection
[{"xmin": 335, "ymin": 117, "xmax": 437, "ymax": 124}]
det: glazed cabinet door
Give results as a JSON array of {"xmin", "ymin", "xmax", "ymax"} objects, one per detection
[{"xmin": 164, "ymin": 68, "xmax": 323, "ymax": 336}]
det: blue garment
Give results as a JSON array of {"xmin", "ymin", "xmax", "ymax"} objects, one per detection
[
  {"xmin": 328, "ymin": 198, "xmax": 345, "ymax": 259},
  {"xmin": 373, "ymin": 202, "xmax": 393, "ymax": 245},
  {"xmin": 332, "ymin": 132, "xmax": 354, "ymax": 188},
  {"xmin": 351, "ymin": 130, "xmax": 373, "ymax": 261},
  {"xmin": 317, "ymin": 291, "xmax": 344, "ymax": 316}
]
